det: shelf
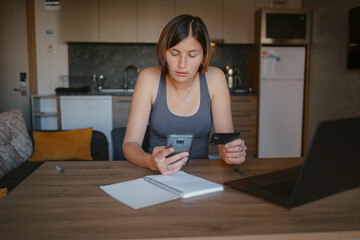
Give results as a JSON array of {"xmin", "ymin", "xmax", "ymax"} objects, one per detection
[
  {"xmin": 34, "ymin": 112, "xmax": 58, "ymax": 117},
  {"xmin": 31, "ymin": 95, "xmax": 60, "ymax": 130}
]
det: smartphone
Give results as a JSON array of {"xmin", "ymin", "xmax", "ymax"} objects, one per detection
[
  {"xmin": 166, "ymin": 134, "xmax": 194, "ymax": 166},
  {"xmin": 210, "ymin": 132, "xmax": 240, "ymax": 145}
]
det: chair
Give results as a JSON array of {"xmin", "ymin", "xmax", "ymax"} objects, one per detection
[
  {"xmin": 111, "ymin": 125, "xmax": 150, "ymax": 160},
  {"xmin": 91, "ymin": 130, "xmax": 109, "ymax": 160}
]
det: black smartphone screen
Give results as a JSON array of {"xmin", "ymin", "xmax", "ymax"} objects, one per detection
[{"xmin": 166, "ymin": 134, "xmax": 193, "ymax": 166}]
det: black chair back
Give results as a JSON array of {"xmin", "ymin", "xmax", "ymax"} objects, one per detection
[
  {"xmin": 91, "ymin": 130, "xmax": 109, "ymax": 160},
  {"xmin": 111, "ymin": 125, "xmax": 150, "ymax": 160}
]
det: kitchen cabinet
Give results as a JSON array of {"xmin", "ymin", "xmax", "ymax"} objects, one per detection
[
  {"xmin": 113, "ymin": 96, "xmax": 132, "ymax": 128},
  {"xmin": 175, "ymin": 0, "xmax": 223, "ymax": 40},
  {"xmin": 31, "ymin": 95, "xmax": 60, "ymax": 130},
  {"xmin": 61, "ymin": 0, "xmax": 287, "ymax": 44},
  {"xmin": 61, "ymin": 0, "xmax": 99, "ymax": 42},
  {"xmin": 100, "ymin": 0, "xmax": 137, "ymax": 42},
  {"xmin": 137, "ymin": 0, "xmax": 175, "ymax": 43},
  {"xmin": 223, "ymin": 0, "xmax": 255, "ymax": 44},
  {"xmin": 231, "ymin": 95, "xmax": 258, "ymax": 156}
]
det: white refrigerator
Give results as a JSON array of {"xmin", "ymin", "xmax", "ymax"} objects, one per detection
[{"xmin": 258, "ymin": 46, "xmax": 305, "ymax": 158}]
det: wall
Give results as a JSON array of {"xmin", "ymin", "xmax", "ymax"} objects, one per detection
[
  {"xmin": 68, "ymin": 43, "xmax": 249, "ymax": 90},
  {"xmin": 302, "ymin": 0, "xmax": 360, "ymax": 146},
  {"xmin": 35, "ymin": 0, "xmax": 68, "ymax": 94}
]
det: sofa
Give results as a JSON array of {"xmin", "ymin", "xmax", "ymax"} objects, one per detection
[{"xmin": 0, "ymin": 109, "xmax": 109, "ymax": 195}]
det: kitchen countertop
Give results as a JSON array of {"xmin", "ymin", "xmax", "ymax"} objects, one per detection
[
  {"xmin": 56, "ymin": 89, "xmax": 257, "ymax": 97},
  {"xmin": 56, "ymin": 90, "xmax": 134, "ymax": 96}
]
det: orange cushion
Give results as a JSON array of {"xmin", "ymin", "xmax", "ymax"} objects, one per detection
[
  {"xmin": 29, "ymin": 127, "xmax": 93, "ymax": 161},
  {"xmin": 0, "ymin": 188, "xmax": 7, "ymax": 199}
]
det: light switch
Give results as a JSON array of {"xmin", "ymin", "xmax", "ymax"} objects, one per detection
[{"xmin": 47, "ymin": 44, "xmax": 55, "ymax": 53}]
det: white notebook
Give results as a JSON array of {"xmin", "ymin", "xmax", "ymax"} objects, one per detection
[{"xmin": 100, "ymin": 171, "xmax": 223, "ymax": 209}]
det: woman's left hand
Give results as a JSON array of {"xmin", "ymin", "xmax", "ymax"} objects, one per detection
[{"xmin": 221, "ymin": 138, "xmax": 247, "ymax": 164}]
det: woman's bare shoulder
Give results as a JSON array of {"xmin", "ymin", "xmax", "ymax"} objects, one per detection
[
  {"xmin": 138, "ymin": 67, "xmax": 161, "ymax": 82},
  {"xmin": 134, "ymin": 67, "xmax": 161, "ymax": 101},
  {"xmin": 207, "ymin": 66, "xmax": 225, "ymax": 76},
  {"xmin": 205, "ymin": 66, "xmax": 227, "ymax": 94}
]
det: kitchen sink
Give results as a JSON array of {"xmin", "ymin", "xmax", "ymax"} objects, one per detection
[{"xmin": 100, "ymin": 89, "xmax": 134, "ymax": 93}]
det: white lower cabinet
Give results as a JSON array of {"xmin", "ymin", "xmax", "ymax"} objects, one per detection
[{"xmin": 60, "ymin": 96, "xmax": 113, "ymax": 160}]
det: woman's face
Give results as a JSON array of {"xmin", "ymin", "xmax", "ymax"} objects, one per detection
[{"xmin": 165, "ymin": 36, "xmax": 204, "ymax": 82}]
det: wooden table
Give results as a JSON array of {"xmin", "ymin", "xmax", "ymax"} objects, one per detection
[{"xmin": 1, "ymin": 158, "xmax": 359, "ymax": 240}]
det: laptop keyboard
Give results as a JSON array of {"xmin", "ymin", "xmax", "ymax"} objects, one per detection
[{"xmin": 256, "ymin": 179, "xmax": 297, "ymax": 199}]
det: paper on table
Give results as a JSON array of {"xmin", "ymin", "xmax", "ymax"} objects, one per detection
[
  {"xmin": 100, "ymin": 178, "xmax": 180, "ymax": 209},
  {"xmin": 144, "ymin": 171, "xmax": 224, "ymax": 198}
]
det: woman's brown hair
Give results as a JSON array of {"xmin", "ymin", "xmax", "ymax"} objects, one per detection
[{"xmin": 157, "ymin": 14, "xmax": 211, "ymax": 74}]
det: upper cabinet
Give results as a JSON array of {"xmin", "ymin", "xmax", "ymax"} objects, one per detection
[
  {"xmin": 223, "ymin": 0, "xmax": 255, "ymax": 44},
  {"xmin": 60, "ymin": 0, "xmax": 303, "ymax": 44},
  {"xmin": 100, "ymin": 0, "xmax": 137, "ymax": 42},
  {"xmin": 61, "ymin": 0, "xmax": 99, "ymax": 42},
  {"xmin": 138, "ymin": 0, "xmax": 175, "ymax": 43},
  {"xmin": 175, "ymin": 0, "xmax": 223, "ymax": 40}
]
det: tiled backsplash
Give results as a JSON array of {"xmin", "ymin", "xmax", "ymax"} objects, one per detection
[{"xmin": 68, "ymin": 42, "xmax": 249, "ymax": 90}]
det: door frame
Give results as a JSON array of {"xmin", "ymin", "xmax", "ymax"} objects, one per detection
[{"xmin": 26, "ymin": 0, "xmax": 37, "ymax": 96}]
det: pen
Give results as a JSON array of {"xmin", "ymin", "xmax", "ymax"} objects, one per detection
[
  {"xmin": 234, "ymin": 168, "xmax": 251, "ymax": 177},
  {"xmin": 55, "ymin": 165, "xmax": 64, "ymax": 173}
]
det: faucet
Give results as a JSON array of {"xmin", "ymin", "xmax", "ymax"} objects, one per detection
[{"xmin": 123, "ymin": 65, "xmax": 140, "ymax": 89}]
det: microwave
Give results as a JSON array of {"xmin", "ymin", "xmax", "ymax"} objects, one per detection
[{"xmin": 255, "ymin": 8, "xmax": 312, "ymax": 44}]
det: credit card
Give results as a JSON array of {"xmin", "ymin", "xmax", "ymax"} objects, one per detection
[{"xmin": 210, "ymin": 133, "xmax": 240, "ymax": 145}]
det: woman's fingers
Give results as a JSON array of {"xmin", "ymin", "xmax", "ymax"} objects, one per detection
[
  {"xmin": 223, "ymin": 138, "xmax": 247, "ymax": 164},
  {"xmin": 152, "ymin": 146, "xmax": 189, "ymax": 175}
]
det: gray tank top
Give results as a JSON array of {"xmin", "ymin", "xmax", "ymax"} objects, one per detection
[{"xmin": 148, "ymin": 71, "xmax": 212, "ymax": 159}]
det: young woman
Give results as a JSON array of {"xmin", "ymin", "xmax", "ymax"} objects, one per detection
[{"xmin": 123, "ymin": 14, "xmax": 247, "ymax": 175}]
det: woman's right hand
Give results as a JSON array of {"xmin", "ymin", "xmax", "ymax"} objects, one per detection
[{"xmin": 150, "ymin": 146, "xmax": 189, "ymax": 175}]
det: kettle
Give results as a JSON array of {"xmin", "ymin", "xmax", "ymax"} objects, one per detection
[
  {"xmin": 224, "ymin": 66, "xmax": 241, "ymax": 90},
  {"xmin": 93, "ymin": 74, "xmax": 106, "ymax": 91},
  {"xmin": 224, "ymin": 66, "xmax": 235, "ymax": 89}
]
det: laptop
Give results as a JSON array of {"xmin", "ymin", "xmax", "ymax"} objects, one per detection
[{"xmin": 225, "ymin": 116, "xmax": 360, "ymax": 208}]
